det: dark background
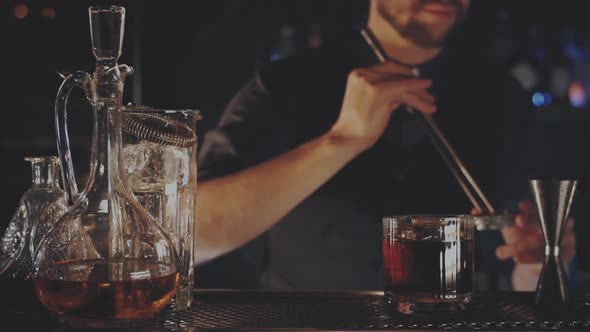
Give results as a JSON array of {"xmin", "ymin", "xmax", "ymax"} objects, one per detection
[{"xmin": 2, "ymin": 0, "xmax": 590, "ymax": 288}]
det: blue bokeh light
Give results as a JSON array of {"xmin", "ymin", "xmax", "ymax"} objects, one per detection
[
  {"xmin": 532, "ymin": 92, "xmax": 553, "ymax": 107},
  {"xmin": 532, "ymin": 92, "xmax": 545, "ymax": 106}
]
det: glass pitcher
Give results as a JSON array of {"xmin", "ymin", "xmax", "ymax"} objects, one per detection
[
  {"xmin": 32, "ymin": 6, "xmax": 178, "ymax": 324},
  {"xmin": 122, "ymin": 105, "xmax": 202, "ymax": 309}
]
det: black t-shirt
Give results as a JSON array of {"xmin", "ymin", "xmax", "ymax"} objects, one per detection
[{"xmin": 198, "ymin": 31, "xmax": 532, "ymax": 290}]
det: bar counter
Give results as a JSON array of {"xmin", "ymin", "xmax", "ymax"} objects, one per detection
[{"xmin": 2, "ymin": 289, "xmax": 590, "ymax": 331}]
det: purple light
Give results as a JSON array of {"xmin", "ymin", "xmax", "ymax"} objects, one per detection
[{"xmin": 569, "ymin": 82, "xmax": 587, "ymax": 108}]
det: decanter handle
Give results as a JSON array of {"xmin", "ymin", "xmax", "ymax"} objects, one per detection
[{"xmin": 54, "ymin": 71, "xmax": 91, "ymax": 205}]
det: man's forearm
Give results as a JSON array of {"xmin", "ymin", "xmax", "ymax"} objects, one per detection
[{"xmin": 195, "ymin": 132, "xmax": 365, "ymax": 264}]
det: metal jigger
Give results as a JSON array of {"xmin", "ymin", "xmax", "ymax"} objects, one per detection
[{"xmin": 529, "ymin": 179, "xmax": 577, "ymax": 315}]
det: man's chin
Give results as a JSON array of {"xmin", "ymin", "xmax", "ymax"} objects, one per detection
[
  {"xmin": 410, "ymin": 13, "xmax": 462, "ymax": 47},
  {"xmin": 402, "ymin": 26, "xmax": 452, "ymax": 48},
  {"xmin": 423, "ymin": 32, "xmax": 452, "ymax": 48}
]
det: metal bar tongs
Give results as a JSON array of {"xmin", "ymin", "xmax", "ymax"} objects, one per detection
[{"xmin": 361, "ymin": 27, "xmax": 514, "ymax": 230}]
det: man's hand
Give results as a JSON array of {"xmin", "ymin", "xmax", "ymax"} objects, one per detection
[
  {"xmin": 329, "ymin": 62, "xmax": 436, "ymax": 152},
  {"xmin": 495, "ymin": 200, "xmax": 575, "ymax": 291},
  {"xmin": 496, "ymin": 200, "xmax": 575, "ymax": 264}
]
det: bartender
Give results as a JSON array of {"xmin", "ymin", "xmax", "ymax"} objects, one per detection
[{"xmin": 195, "ymin": 0, "xmax": 576, "ymax": 290}]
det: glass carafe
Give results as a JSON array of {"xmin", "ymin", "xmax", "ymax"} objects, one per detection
[
  {"xmin": 32, "ymin": 6, "xmax": 178, "ymax": 324},
  {"xmin": 0, "ymin": 156, "xmax": 67, "ymax": 313}
]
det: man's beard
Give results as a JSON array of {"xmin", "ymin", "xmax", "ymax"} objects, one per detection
[{"xmin": 379, "ymin": 0, "xmax": 466, "ymax": 48}]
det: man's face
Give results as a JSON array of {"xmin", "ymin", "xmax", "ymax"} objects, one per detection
[{"xmin": 375, "ymin": 0, "xmax": 471, "ymax": 48}]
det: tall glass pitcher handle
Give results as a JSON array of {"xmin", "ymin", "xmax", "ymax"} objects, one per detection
[{"xmin": 55, "ymin": 71, "xmax": 91, "ymax": 205}]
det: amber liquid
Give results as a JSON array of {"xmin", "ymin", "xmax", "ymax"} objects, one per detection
[{"xmin": 32, "ymin": 259, "xmax": 178, "ymax": 321}]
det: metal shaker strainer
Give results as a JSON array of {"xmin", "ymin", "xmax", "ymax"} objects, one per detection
[{"xmin": 122, "ymin": 104, "xmax": 201, "ymax": 148}]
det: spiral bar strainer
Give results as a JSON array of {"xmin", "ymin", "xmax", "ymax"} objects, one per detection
[{"xmin": 122, "ymin": 104, "xmax": 201, "ymax": 148}]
